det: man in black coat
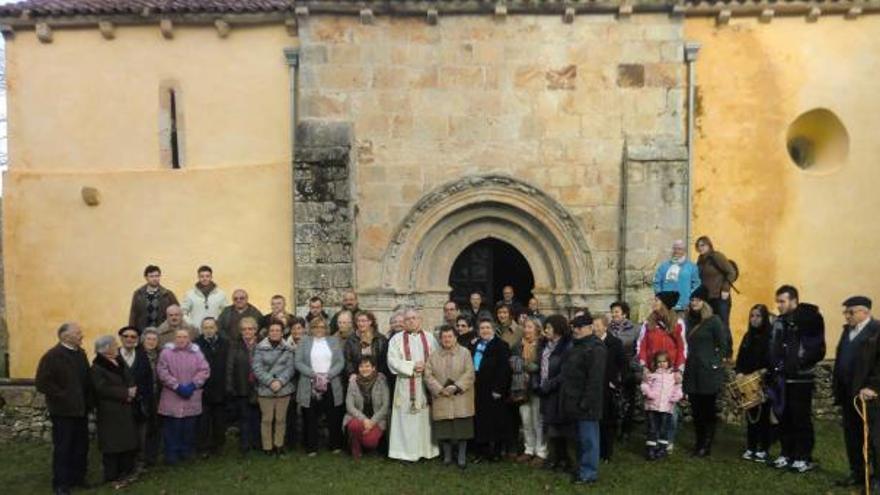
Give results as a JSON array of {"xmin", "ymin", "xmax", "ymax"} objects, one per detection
[
  {"xmin": 35, "ymin": 322, "xmax": 92, "ymax": 495},
  {"xmin": 117, "ymin": 326, "xmax": 153, "ymax": 467},
  {"xmin": 594, "ymin": 315, "xmax": 624, "ymax": 462},
  {"xmin": 768, "ymin": 285, "xmax": 825, "ymax": 474},
  {"xmin": 832, "ymin": 296, "xmax": 880, "ymax": 490},
  {"xmin": 195, "ymin": 317, "xmax": 230, "ymax": 457},
  {"xmin": 560, "ymin": 315, "xmax": 607, "ymax": 485}
]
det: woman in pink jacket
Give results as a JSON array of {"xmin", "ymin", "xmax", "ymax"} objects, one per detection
[
  {"xmin": 157, "ymin": 328, "xmax": 210, "ymax": 464},
  {"xmin": 640, "ymin": 351, "xmax": 683, "ymax": 461}
]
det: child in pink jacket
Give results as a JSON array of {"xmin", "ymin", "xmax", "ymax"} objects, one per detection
[{"xmin": 640, "ymin": 351, "xmax": 683, "ymax": 460}]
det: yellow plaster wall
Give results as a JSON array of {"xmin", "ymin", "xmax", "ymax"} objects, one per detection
[
  {"xmin": 687, "ymin": 16, "xmax": 880, "ymax": 354},
  {"xmin": 3, "ymin": 25, "xmax": 296, "ymax": 377}
]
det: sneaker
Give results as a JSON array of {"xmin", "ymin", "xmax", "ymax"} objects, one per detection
[
  {"xmin": 772, "ymin": 456, "xmax": 790, "ymax": 469},
  {"xmin": 666, "ymin": 443, "xmax": 674, "ymax": 453},
  {"xmin": 741, "ymin": 449, "xmax": 754, "ymax": 461},
  {"xmin": 789, "ymin": 460, "xmax": 815, "ymax": 474},
  {"xmin": 753, "ymin": 451, "xmax": 768, "ymax": 463}
]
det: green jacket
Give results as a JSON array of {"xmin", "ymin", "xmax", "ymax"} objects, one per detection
[{"xmin": 683, "ymin": 306, "xmax": 730, "ymax": 395}]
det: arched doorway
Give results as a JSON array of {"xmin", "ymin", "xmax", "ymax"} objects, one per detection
[{"xmin": 448, "ymin": 238, "xmax": 535, "ymax": 309}]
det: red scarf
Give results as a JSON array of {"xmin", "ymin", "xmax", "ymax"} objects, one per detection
[{"xmin": 403, "ymin": 330, "xmax": 430, "ymax": 412}]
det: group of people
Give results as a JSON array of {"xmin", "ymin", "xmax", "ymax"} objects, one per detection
[{"xmin": 32, "ymin": 242, "xmax": 880, "ymax": 494}]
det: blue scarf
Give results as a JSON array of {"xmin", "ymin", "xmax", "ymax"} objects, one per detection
[{"xmin": 474, "ymin": 338, "xmax": 492, "ymax": 371}]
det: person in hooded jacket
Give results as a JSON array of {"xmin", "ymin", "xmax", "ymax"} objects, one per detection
[
  {"xmin": 735, "ymin": 304, "xmax": 775, "ymax": 463},
  {"xmin": 768, "ymin": 285, "xmax": 825, "ymax": 474}
]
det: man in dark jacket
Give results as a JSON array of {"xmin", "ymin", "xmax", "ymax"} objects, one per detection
[
  {"xmin": 560, "ymin": 315, "xmax": 607, "ymax": 485},
  {"xmin": 768, "ymin": 285, "xmax": 825, "ymax": 474},
  {"xmin": 35, "ymin": 322, "xmax": 92, "ymax": 495},
  {"xmin": 195, "ymin": 317, "xmax": 230, "ymax": 457},
  {"xmin": 128, "ymin": 265, "xmax": 179, "ymax": 331},
  {"xmin": 217, "ymin": 289, "xmax": 263, "ymax": 341},
  {"xmin": 594, "ymin": 315, "xmax": 624, "ymax": 461},
  {"xmin": 116, "ymin": 326, "xmax": 153, "ymax": 467},
  {"xmin": 832, "ymin": 296, "xmax": 880, "ymax": 490}
]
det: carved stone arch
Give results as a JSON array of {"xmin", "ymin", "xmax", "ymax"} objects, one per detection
[{"xmin": 379, "ymin": 175, "xmax": 595, "ymax": 310}]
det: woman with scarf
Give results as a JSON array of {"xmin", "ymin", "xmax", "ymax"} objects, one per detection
[
  {"xmin": 343, "ymin": 356, "xmax": 390, "ymax": 459},
  {"xmin": 682, "ymin": 286, "xmax": 730, "ymax": 457},
  {"xmin": 226, "ymin": 317, "xmax": 261, "ymax": 455},
  {"xmin": 295, "ymin": 317, "xmax": 345, "ymax": 455},
  {"xmin": 455, "ymin": 314, "xmax": 478, "ymax": 350},
  {"xmin": 253, "ymin": 321, "xmax": 296, "ymax": 457},
  {"xmin": 536, "ymin": 314, "xmax": 574, "ymax": 472},
  {"xmin": 344, "ymin": 311, "xmax": 389, "ymax": 379},
  {"xmin": 472, "ymin": 317, "xmax": 513, "ymax": 462},
  {"xmin": 735, "ymin": 304, "xmax": 775, "ymax": 462},
  {"xmin": 426, "ymin": 325, "xmax": 476, "ymax": 468},
  {"xmin": 511, "ymin": 316, "xmax": 546, "ymax": 465}
]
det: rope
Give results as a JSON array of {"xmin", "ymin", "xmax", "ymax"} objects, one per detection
[{"xmin": 854, "ymin": 395, "xmax": 871, "ymax": 495}]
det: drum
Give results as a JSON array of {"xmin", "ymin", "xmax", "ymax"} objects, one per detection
[{"xmin": 727, "ymin": 370, "xmax": 766, "ymax": 410}]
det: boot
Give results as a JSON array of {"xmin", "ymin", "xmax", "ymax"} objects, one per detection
[
  {"xmin": 457, "ymin": 440, "xmax": 468, "ymax": 469},
  {"xmin": 442, "ymin": 441, "xmax": 453, "ymax": 465},
  {"xmin": 698, "ymin": 422, "xmax": 715, "ymax": 457}
]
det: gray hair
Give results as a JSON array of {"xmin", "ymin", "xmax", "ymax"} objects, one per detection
[
  {"xmin": 389, "ymin": 310, "xmax": 405, "ymax": 325},
  {"xmin": 94, "ymin": 335, "xmax": 116, "ymax": 354},
  {"xmin": 142, "ymin": 327, "xmax": 159, "ymax": 342}
]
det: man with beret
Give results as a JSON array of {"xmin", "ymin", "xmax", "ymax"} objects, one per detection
[
  {"xmin": 832, "ymin": 296, "xmax": 880, "ymax": 490},
  {"xmin": 117, "ymin": 325, "xmax": 154, "ymax": 469},
  {"xmin": 561, "ymin": 314, "xmax": 607, "ymax": 485}
]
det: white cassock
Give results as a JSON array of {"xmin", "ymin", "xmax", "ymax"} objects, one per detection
[{"xmin": 387, "ymin": 329, "xmax": 440, "ymax": 461}]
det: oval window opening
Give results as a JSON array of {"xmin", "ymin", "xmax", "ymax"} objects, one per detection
[{"xmin": 785, "ymin": 108, "xmax": 849, "ymax": 174}]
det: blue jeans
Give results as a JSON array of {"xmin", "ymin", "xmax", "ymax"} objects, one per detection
[
  {"xmin": 162, "ymin": 416, "xmax": 198, "ymax": 464},
  {"xmin": 575, "ymin": 420, "xmax": 600, "ymax": 482},
  {"xmin": 668, "ymin": 404, "xmax": 680, "ymax": 444}
]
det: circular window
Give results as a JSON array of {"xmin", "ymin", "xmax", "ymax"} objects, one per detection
[{"xmin": 786, "ymin": 108, "xmax": 849, "ymax": 174}]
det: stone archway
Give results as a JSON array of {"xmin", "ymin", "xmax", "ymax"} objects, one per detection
[{"xmin": 374, "ymin": 174, "xmax": 596, "ymax": 317}]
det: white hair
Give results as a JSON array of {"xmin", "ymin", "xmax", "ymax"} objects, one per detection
[{"xmin": 94, "ymin": 335, "xmax": 116, "ymax": 354}]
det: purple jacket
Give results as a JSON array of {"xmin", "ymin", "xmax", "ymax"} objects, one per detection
[{"xmin": 157, "ymin": 343, "xmax": 210, "ymax": 418}]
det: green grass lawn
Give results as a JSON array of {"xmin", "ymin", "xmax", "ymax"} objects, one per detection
[{"xmin": 0, "ymin": 420, "xmax": 855, "ymax": 494}]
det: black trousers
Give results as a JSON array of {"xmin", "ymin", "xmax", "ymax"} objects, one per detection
[
  {"xmin": 102, "ymin": 450, "xmax": 136, "ymax": 482},
  {"xmin": 302, "ymin": 393, "xmax": 343, "ymax": 453},
  {"xmin": 780, "ymin": 382, "xmax": 815, "ymax": 461},
  {"xmin": 51, "ymin": 415, "xmax": 89, "ymax": 491},
  {"xmin": 690, "ymin": 394, "xmax": 718, "ymax": 448},
  {"xmin": 600, "ymin": 387, "xmax": 619, "ymax": 460},
  {"xmin": 285, "ymin": 402, "xmax": 300, "ymax": 449},
  {"xmin": 842, "ymin": 397, "xmax": 880, "ymax": 479},
  {"xmin": 197, "ymin": 401, "xmax": 227, "ymax": 454},
  {"xmin": 745, "ymin": 403, "xmax": 775, "ymax": 452},
  {"xmin": 142, "ymin": 413, "xmax": 161, "ymax": 466}
]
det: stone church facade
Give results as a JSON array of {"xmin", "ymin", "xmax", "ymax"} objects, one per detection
[{"xmin": 0, "ymin": 0, "xmax": 877, "ymax": 377}]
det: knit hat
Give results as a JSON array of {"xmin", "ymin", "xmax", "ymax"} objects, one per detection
[
  {"xmin": 843, "ymin": 296, "xmax": 872, "ymax": 310},
  {"xmin": 656, "ymin": 291, "xmax": 679, "ymax": 310},
  {"xmin": 690, "ymin": 285, "xmax": 710, "ymax": 302}
]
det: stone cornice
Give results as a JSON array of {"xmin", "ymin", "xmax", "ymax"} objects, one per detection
[{"xmin": 1, "ymin": 0, "xmax": 879, "ymax": 31}]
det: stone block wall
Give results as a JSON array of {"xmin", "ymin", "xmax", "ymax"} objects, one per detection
[{"xmin": 293, "ymin": 120, "xmax": 356, "ymax": 312}]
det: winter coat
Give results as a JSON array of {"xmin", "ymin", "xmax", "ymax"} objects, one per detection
[
  {"xmin": 653, "ymin": 258, "xmax": 701, "ymax": 310},
  {"xmin": 343, "ymin": 373, "xmax": 390, "ymax": 431},
  {"xmin": 640, "ymin": 369, "xmax": 683, "ymax": 414},
  {"xmin": 119, "ymin": 347, "xmax": 154, "ymax": 422},
  {"xmin": 425, "ymin": 344, "xmax": 476, "ymax": 420},
  {"xmin": 560, "ymin": 335, "xmax": 607, "ymax": 422},
  {"xmin": 343, "ymin": 332, "xmax": 389, "ymax": 378},
  {"xmin": 769, "ymin": 303, "xmax": 826, "ymax": 381},
  {"xmin": 217, "ymin": 304, "xmax": 264, "ymax": 342},
  {"xmin": 181, "ymin": 284, "xmax": 228, "ymax": 329},
  {"xmin": 295, "ymin": 336, "xmax": 345, "ymax": 408},
  {"xmin": 226, "ymin": 337, "xmax": 258, "ymax": 403},
  {"xmin": 193, "ymin": 335, "xmax": 229, "ymax": 404},
  {"xmin": 473, "ymin": 337, "xmax": 512, "ymax": 443},
  {"xmin": 697, "ymin": 251, "xmax": 737, "ymax": 299},
  {"xmin": 833, "ymin": 319, "xmax": 880, "ymax": 405},
  {"xmin": 91, "ymin": 355, "xmax": 139, "ymax": 454},
  {"xmin": 735, "ymin": 324, "xmax": 772, "ymax": 375},
  {"xmin": 510, "ymin": 338, "xmax": 540, "ymax": 402},
  {"xmin": 35, "ymin": 344, "xmax": 92, "ymax": 417},
  {"xmin": 157, "ymin": 343, "xmax": 211, "ymax": 418},
  {"xmin": 636, "ymin": 317, "xmax": 688, "ymax": 372},
  {"xmin": 253, "ymin": 338, "xmax": 296, "ymax": 397},
  {"xmin": 536, "ymin": 336, "xmax": 572, "ymax": 426},
  {"xmin": 128, "ymin": 284, "xmax": 179, "ymax": 331},
  {"xmin": 682, "ymin": 306, "xmax": 730, "ymax": 395}
]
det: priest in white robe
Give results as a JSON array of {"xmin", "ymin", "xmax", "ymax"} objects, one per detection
[{"xmin": 387, "ymin": 307, "xmax": 440, "ymax": 461}]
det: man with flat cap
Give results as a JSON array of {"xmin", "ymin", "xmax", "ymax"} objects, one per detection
[{"xmin": 832, "ymin": 296, "xmax": 880, "ymax": 490}]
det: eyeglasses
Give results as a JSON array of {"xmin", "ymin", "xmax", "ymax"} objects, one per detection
[{"xmin": 122, "ymin": 334, "xmax": 139, "ymax": 339}]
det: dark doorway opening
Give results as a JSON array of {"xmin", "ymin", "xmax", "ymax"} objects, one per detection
[{"xmin": 448, "ymin": 238, "xmax": 535, "ymax": 310}]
